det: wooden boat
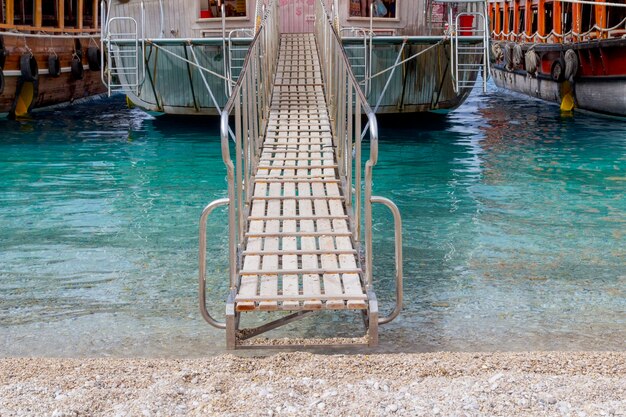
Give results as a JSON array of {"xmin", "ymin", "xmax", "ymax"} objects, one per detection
[
  {"xmin": 0, "ymin": 0, "xmax": 106, "ymax": 118},
  {"xmin": 488, "ymin": 0, "xmax": 626, "ymax": 117},
  {"xmin": 103, "ymin": 0, "xmax": 491, "ymax": 116}
]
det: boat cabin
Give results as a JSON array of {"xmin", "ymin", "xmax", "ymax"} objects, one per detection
[
  {"xmin": 0, "ymin": 0, "xmax": 100, "ymax": 32},
  {"xmin": 488, "ymin": 0, "xmax": 626, "ymax": 41}
]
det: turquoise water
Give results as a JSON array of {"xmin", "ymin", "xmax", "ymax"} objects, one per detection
[{"xmin": 0, "ymin": 90, "xmax": 624, "ymax": 356}]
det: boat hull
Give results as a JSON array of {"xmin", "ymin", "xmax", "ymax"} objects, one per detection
[
  {"xmin": 490, "ymin": 38, "xmax": 626, "ymax": 117},
  {"xmin": 344, "ymin": 40, "xmax": 478, "ymax": 114},
  {"xmin": 492, "ymin": 67, "xmax": 626, "ymax": 117},
  {"xmin": 0, "ymin": 34, "xmax": 106, "ymax": 117}
]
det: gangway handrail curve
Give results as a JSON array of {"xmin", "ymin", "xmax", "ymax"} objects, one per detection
[{"xmin": 198, "ymin": 198, "xmax": 230, "ymax": 329}]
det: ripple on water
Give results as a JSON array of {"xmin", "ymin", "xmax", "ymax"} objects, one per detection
[{"xmin": 0, "ymin": 87, "xmax": 625, "ymax": 356}]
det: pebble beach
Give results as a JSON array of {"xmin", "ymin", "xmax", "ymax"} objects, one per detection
[{"xmin": 1, "ymin": 351, "xmax": 624, "ymax": 416}]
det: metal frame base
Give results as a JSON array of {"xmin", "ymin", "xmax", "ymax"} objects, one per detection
[{"xmin": 225, "ymin": 291, "xmax": 379, "ymax": 350}]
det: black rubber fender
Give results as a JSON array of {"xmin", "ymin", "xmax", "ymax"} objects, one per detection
[
  {"xmin": 20, "ymin": 53, "xmax": 39, "ymax": 82},
  {"xmin": 87, "ymin": 46, "xmax": 101, "ymax": 71},
  {"xmin": 0, "ymin": 70, "xmax": 4, "ymax": 95},
  {"xmin": 551, "ymin": 56, "xmax": 566, "ymax": 82},
  {"xmin": 48, "ymin": 55, "xmax": 61, "ymax": 77},
  {"xmin": 71, "ymin": 56, "xmax": 84, "ymax": 80}
]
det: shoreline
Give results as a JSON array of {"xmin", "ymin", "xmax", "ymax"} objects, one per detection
[{"xmin": 1, "ymin": 351, "xmax": 624, "ymax": 416}]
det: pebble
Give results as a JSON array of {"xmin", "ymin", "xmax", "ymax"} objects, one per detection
[{"xmin": 0, "ymin": 352, "xmax": 623, "ymax": 417}]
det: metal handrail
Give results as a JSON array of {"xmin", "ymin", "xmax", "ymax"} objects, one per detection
[
  {"xmin": 315, "ymin": 0, "xmax": 403, "ymax": 325},
  {"xmin": 198, "ymin": 198, "xmax": 230, "ymax": 329},
  {"xmin": 315, "ymin": 0, "xmax": 380, "ymax": 291},
  {"xmin": 218, "ymin": 0, "xmax": 280, "ymax": 290},
  {"xmin": 316, "ymin": 0, "xmax": 390, "ymax": 296},
  {"xmin": 372, "ymin": 196, "xmax": 403, "ymax": 324}
]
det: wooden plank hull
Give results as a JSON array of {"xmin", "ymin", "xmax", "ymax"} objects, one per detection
[{"xmin": 0, "ymin": 33, "xmax": 106, "ymax": 117}]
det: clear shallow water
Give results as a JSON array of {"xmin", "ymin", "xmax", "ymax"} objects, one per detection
[{"xmin": 0, "ymin": 89, "xmax": 624, "ymax": 357}]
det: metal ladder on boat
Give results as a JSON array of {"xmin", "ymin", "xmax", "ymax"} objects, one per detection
[
  {"xmin": 227, "ymin": 29, "xmax": 254, "ymax": 94},
  {"xmin": 439, "ymin": 0, "xmax": 490, "ymax": 93},
  {"xmin": 100, "ymin": 0, "xmax": 145, "ymax": 96},
  {"xmin": 199, "ymin": 0, "xmax": 403, "ymax": 349},
  {"xmin": 340, "ymin": 27, "xmax": 371, "ymax": 96}
]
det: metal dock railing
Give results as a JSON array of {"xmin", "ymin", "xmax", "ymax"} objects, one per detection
[{"xmin": 199, "ymin": 0, "xmax": 403, "ymax": 349}]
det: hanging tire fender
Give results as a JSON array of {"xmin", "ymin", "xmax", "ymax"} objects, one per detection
[
  {"xmin": 71, "ymin": 56, "xmax": 84, "ymax": 80},
  {"xmin": 20, "ymin": 53, "xmax": 39, "ymax": 82},
  {"xmin": 550, "ymin": 55, "xmax": 566, "ymax": 82},
  {"xmin": 48, "ymin": 55, "xmax": 61, "ymax": 77},
  {"xmin": 87, "ymin": 46, "xmax": 101, "ymax": 71},
  {"xmin": 564, "ymin": 49, "xmax": 579, "ymax": 81}
]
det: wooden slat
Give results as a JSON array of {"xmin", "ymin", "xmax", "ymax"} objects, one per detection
[
  {"xmin": 280, "ymin": 150, "xmax": 299, "ymax": 309},
  {"xmin": 257, "ymin": 162, "xmax": 283, "ymax": 311},
  {"xmin": 298, "ymin": 172, "xmax": 322, "ymax": 309}
]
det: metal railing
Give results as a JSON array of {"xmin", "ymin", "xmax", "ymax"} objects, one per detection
[
  {"xmin": 339, "ymin": 27, "xmax": 372, "ymax": 96},
  {"xmin": 199, "ymin": 0, "xmax": 280, "ymax": 328},
  {"xmin": 315, "ymin": 0, "xmax": 403, "ymax": 324},
  {"xmin": 227, "ymin": 28, "xmax": 255, "ymax": 95},
  {"xmin": 100, "ymin": 0, "xmax": 146, "ymax": 96},
  {"xmin": 450, "ymin": 10, "xmax": 490, "ymax": 93}
]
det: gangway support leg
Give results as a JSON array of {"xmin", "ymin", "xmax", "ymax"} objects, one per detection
[
  {"xmin": 368, "ymin": 290, "xmax": 379, "ymax": 347},
  {"xmin": 226, "ymin": 290, "xmax": 237, "ymax": 350}
]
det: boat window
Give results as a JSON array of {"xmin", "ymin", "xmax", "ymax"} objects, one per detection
[
  {"xmin": 581, "ymin": 3, "xmax": 595, "ymax": 33},
  {"xmin": 518, "ymin": 9, "xmax": 525, "ymax": 33},
  {"xmin": 498, "ymin": 7, "xmax": 504, "ymax": 32},
  {"xmin": 64, "ymin": 0, "xmax": 78, "ymax": 27},
  {"xmin": 42, "ymin": 1, "xmax": 58, "ymax": 27},
  {"xmin": 607, "ymin": 6, "xmax": 626, "ymax": 30},
  {"xmin": 14, "ymin": 0, "xmax": 34, "ymax": 25},
  {"xmin": 83, "ymin": 0, "xmax": 94, "ymax": 28},
  {"xmin": 349, "ymin": 0, "xmax": 397, "ymax": 19},
  {"xmin": 531, "ymin": 6, "xmax": 538, "ymax": 34},
  {"xmin": 508, "ymin": 9, "xmax": 514, "ymax": 34},
  {"xmin": 562, "ymin": 3, "xmax": 572, "ymax": 33},
  {"xmin": 0, "ymin": 0, "xmax": 5, "ymax": 24},
  {"xmin": 544, "ymin": 3, "xmax": 553, "ymax": 35},
  {"xmin": 200, "ymin": 0, "xmax": 248, "ymax": 19}
]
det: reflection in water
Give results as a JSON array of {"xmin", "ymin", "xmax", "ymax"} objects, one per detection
[{"xmin": 0, "ymin": 87, "xmax": 624, "ymax": 357}]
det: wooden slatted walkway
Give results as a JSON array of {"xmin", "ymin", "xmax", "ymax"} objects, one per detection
[{"xmin": 235, "ymin": 34, "xmax": 367, "ymax": 312}]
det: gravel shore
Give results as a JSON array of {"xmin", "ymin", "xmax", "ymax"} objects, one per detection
[{"xmin": 1, "ymin": 352, "xmax": 624, "ymax": 416}]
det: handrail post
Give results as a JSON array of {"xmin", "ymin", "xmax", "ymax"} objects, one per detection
[
  {"xmin": 371, "ymin": 196, "xmax": 403, "ymax": 325},
  {"xmin": 199, "ymin": 198, "xmax": 230, "ymax": 329}
]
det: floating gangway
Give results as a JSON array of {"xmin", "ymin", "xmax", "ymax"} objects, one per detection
[{"xmin": 199, "ymin": 0, "xmax": 402, "ymax": 349}]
